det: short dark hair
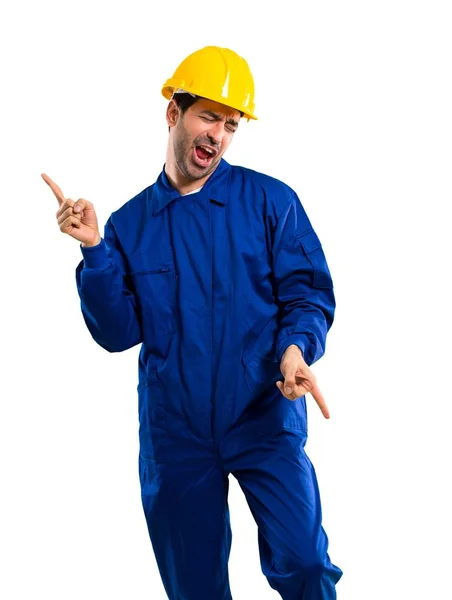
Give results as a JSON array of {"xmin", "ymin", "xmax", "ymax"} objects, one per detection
[
  {"xmin": 172, "ymin": 92, "xmax": 200, "ymax": 113},
  {"xmin": 168, "ymin": 92, "xmax": 244, "ymax": 131},
  {"xmin": 168, "ymin": 93, "xmax": 199, "ymax": 131}
]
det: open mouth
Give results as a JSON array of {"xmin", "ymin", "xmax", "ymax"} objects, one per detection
[{"xmin": 193, "ymin": 144, "xmax": 217, "ymax": 166}]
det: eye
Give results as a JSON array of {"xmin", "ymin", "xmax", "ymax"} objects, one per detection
[{"xmin": 201, "ymin": 116, "xmax": 215, "ymax": 122}]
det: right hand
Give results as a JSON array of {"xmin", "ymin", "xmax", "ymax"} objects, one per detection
[{"xmin": 42, "ymin": 173, "xmax": 102, "ymax": 247}]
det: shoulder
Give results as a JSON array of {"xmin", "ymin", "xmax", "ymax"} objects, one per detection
[
  {"xmin": 229, "ymin": 163, "xmax": 298, "ymax": 215},
  {"xmin": 109, "ymin": 183, "xmax": 154, "ymax": 224},
  {"xmin": 229, "ymin": 163, "xmax": 295, "ymax": 195}
]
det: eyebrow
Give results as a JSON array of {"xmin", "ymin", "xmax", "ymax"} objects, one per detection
[{"xmin": 200, "ymin": 110, "xmax": 239, "ymax": 128}]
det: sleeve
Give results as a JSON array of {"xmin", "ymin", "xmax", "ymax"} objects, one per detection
[
  {"xmin": 75, "ymin": 215, "xmax": 143, "ymax": 352},
  {"xmin": 273, "ymin": 191, "xmax": 336, "ymax": 366}
]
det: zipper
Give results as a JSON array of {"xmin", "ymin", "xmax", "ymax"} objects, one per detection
[
  {"xmin": 209, "ymin": 200, "xmax": 215, "ymax": 443},
  {"xmin": 132, "ymin": 267, "xmax": 171, "ymax": 275}
]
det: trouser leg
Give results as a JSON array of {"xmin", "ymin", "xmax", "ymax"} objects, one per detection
[
  {"xmin": 228, "ymin": 428, "xmax": 343, "ymax": 599},
  {"xmin": 139, "ymin": 453, "xmax": 233, "ymax": 600}
]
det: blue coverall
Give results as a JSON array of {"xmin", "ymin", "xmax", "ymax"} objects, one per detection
[{"xmin": 76, "ymin": 158, "xmax": 343, "ymax": 599}]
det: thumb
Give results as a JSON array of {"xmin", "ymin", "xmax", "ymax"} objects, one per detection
[
  {"xmin": 73, "ymin": 198, "xmax": 91, "ymax": 213},
  {"xmin": 73, "ymin": 199, "xmax": 99, "ymax": 229},
  {"xmin": 283, "ymin": 370, "xmax": 296, "ymax": 394}
]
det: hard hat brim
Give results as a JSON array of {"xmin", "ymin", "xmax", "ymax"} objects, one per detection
[{"xmin": 161, "ymin": 84, "xmax": 258, "ymax": 121}]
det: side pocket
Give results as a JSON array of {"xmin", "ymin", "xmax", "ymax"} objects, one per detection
[
  {"xmin": 241, "ymin": 295, "xmax": 279, "ymax": 364},
  {"xmin": 137, "ymin": 372, "xmax": 169, "ymax": 463},
  {"xmin": 138, "ymin": 454, "xmax": 161, "ymax": 520},
  {"xmin": 241, "ymin": 309, "xmax": 281, "ymax": 400},
  {"xmin": 297, "ymin": 228, "xmax": 333, "ymax": 289},
  {"xmin": 243, "ymin": 354, "xmax": 282, "ymax": 400},
  {"xmin": 129, "ymin": 251, "xmax": 179, "ymax": 336}
]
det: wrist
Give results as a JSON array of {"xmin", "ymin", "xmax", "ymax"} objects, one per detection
[
  {"xmin": 287, "ymin": 344, "xmax": 302, "ymax": 352},
  {"xmin": 276, "ymin": 334, "xmax": 310, "ymax": 364},
  {"xmin": 283, "ymin": 344, "xmax": 304, "ymax": 358},
  {"xmin": 81, "ymin": 234, "xmax": 101, "ymax": 248}
]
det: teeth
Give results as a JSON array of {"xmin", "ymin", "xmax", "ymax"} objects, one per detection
[{"xmin": 199, "ymin": 145, "xmax": 214, "ymax": 155}]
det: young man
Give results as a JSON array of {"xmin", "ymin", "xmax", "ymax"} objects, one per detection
[{"xmin": 43, "ymin": 45, "xmax": 343, "ymax": 599}]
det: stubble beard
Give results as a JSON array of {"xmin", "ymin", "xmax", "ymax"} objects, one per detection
[{"xmin": 173, "ymin": 124, "xmax": 219, "ymax": 182}]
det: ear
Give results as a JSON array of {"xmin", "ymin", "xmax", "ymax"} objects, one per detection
[{"xmin": 166, "ymin": 99, "xmax": 180, "ymax": 128}]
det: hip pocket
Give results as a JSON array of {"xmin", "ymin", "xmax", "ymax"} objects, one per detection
[
  {"xmin": 137, "ymin": 372, "xmax": 169, "ymax": 462},
  {"xmin": 243, "ymin": 354, "xmax": 281, "ymax": 400},
  {"xmin": 244, "ymin": 363, "xmax": 309, "ymax": 435}
]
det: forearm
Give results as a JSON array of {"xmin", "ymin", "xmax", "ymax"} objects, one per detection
[
  {"xmin": 76, "ymin": 237, "xmax": 143, "ymax": 352},
  {"xmin": 276, "ymin": 287, "xmax": 335, "ymax": 365},
  {"xmin": 273, "ymin": 193, "xmax": 335, "ymax": 366}
]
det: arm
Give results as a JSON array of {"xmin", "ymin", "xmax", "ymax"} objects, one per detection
[
  {"xmin": 75, "ymin": 215, "xmax": 143, "ymax": 352},
  {"xmin": 273, "ymin": 192, "xmax": 335, "ymax": 367}
]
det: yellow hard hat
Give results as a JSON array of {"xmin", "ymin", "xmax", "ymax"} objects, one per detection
[{"xmin": 161, "ymin": 46, "xmax": 257, "ymax": 121}]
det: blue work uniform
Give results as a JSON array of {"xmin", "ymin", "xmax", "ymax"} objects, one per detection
[{"xmin": 76, "ymin": 158, "xmax": 343, "ymax": 599}]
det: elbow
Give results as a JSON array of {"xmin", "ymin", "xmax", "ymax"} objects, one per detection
[
  {"xmin": 90, "ymin": 331, "xmax": 142, "ymax": 353},
  {"xmin": 80, "ymin": 309, "xmax": 142, "ymax": 352},
  {"xmin": 103, "ymin": 343, "xmax": 127, "ymax": 353},
  {"xmin": 97, "ymin": 339, "xmax": 140, "ymax": 353}
]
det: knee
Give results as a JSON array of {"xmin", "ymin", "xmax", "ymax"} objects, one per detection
[
  {"xmin": 278, "ymin": 546, "xmax": 330, "ymax": 577},
  {"xmin": 271, "ymin": 554, "xmax": 343, "ymax": 590}
]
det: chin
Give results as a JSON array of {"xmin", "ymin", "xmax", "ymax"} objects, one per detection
[{"xmin": 187, "ymin": 159, "xmax": 216, "ymax": 180}]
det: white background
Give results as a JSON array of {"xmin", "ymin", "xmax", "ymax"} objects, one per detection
[{"xmin": 1, "ymin": 0, "xmax": 451, "ymax": 598}]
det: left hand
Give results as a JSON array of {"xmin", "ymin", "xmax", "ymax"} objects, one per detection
[{"xmin": 276, "ymin": 344, "xmax": 330, "ymax": 419}]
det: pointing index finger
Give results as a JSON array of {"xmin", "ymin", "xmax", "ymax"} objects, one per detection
[
  {"xmin": 311, "ymin": 383, "xmax": 330, "ymax": 419},
  {"xmin": 41, "ymin": 173, "xmax": 65, "ymax": 205}
]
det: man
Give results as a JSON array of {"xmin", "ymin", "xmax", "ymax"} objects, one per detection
[{"xmin": 43, "ymin": 46, "xmax": 343, "ymax": 599}]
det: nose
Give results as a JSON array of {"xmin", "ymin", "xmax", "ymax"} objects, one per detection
[{"xmin": 207, "ymin": 121, "xmax": 224, "ymax": 146}]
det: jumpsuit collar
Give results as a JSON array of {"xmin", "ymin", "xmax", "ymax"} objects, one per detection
[{"xmin": 152, "ymin": 158, "xmax": 231, "ymax": 215}]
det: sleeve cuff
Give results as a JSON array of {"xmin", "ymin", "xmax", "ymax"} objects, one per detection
[
  {"xmin": 79, "ymin": 238, "xmax": 110, "ymax": 269},
  {"xmin": 276, "ymin": 333, "xmax": 310, "ymax": 363}
]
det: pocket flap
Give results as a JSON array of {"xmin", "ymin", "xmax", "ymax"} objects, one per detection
[
  {"xmin": 128, "ymin": 251, "xmax": 175, "ymax": 275},
  {"xmin": 297, "ymin": 228, "xmax": 322, "ymax": 254}
]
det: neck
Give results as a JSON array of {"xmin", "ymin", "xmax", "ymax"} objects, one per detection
[{"xmin": 165, "ymin": 148, "xmax": 215, "ymax": 195}]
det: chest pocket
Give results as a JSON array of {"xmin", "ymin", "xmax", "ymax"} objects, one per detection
[
  {"xmin": 297, "ymin": 228, "xmax": 333, "ymax": 289},
  {"xmin": 128, "ymin": 251, "xmax": 178, "ymax": 336}
]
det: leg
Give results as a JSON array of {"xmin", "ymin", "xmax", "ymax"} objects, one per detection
[
  {"xmin": 230, "ymin": 428, "xmax": 343, "ymax": 599},
  {"xmin": 139, "ymin": 453, "xmax": 233, "ymax": 600}
]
